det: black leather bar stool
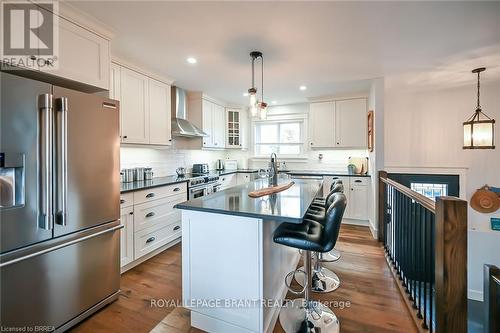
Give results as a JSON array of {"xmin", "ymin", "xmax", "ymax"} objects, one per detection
[
  {"xmin": 273, "ymin": 193, "xmax": 347, "ymax": 333},
  {"xmin": 307, "ymin": 182, "xmax": 344, "ymax": 264},
  {"xmin": 311, "ymin": 180, "xmax": 343, "ymax": 208}
]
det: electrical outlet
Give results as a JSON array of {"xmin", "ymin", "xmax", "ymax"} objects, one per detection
[{"xmin": 491, "ymin": 217, "xmax": 500, "ymax": 231}]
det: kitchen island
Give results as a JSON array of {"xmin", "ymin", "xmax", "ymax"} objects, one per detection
[{"xmin": 175, "ymin": 178, "xmax": 322, "ymax": 333}]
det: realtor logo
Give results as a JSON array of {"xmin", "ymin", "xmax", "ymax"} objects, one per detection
[{"xmin": 1, "ymin": 0, "xmax": 59, "ymax": 70}]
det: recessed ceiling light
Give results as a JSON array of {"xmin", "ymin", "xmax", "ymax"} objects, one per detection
[
  {"xmin": 186, "ymin": 57, "xmax": 197, "ymax": 64},
  {"xmin": 271, "ymin": 101, "xmax": 277, "ymax": 104},
  {"xmin": 299, "ymin": 85, "xmax": 307, "ymax": 91},
  {"xmin": 243, "ymin": 92, "xmax": 249, "ymax": 97}
]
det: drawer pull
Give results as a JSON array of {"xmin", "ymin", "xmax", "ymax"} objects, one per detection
[
  {"xmin": 120, "ymin": 199, "xmax": 125, "ymax": 204},
  {"xmin": 332, "ymin": 177, "xmax": 339, "ymax": 180},
  {"xmin": 146, "ymin": 193, "xmax": 155, "ymax": 198},
  {"xmin": 146, "ymin": 236, "xmax": 156, "ymax": 243},
  {"xmin": 173, "ymin": 225, "xmax": 181, "ymax": 231},
  {"xmin": 129, "ymin": 211, "xmax": 133, "ymax": 215},
  {"xmin": 354, "ymin": 180, "xmax": 362, "ymax": 183},
  {"xmin": 173, "ymin": 187, "xmax": 181, "ymax": 192},
  {"xmin": 145, "ymin": 212, "xmax": 155, "ymax": 218}
]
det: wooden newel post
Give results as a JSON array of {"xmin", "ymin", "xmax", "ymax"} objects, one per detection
[
  {"xmin": 378, "ymin": 170, "xmax": 387, "ymax": 242},
  {"xmin": 435, "ymin": 196, "xmax": 468, "ymax": 333}
]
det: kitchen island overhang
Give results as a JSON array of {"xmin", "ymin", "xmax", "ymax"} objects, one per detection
[{"xmin": 175, "ymin": 179, "xmax": 323, "ymax": 333}]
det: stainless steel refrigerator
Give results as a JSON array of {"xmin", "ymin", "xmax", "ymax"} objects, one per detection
[{"xmin": 0, "ymin": 72, "xmax": 121, "ymax": 331}]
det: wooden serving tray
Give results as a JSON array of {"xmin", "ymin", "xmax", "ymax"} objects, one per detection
[{"xmin": 248, "ymin": 182, "xmax": 295, "ymax": 198}]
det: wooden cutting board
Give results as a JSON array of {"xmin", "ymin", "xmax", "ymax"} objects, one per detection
[{"xmin": 248, "ymin": 182, "xmax": 295, "ymax": 198}]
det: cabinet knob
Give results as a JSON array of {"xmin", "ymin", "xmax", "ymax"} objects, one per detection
[
  {"xmin": 204, "ymin": 142, "xmax": 207, "ymax": 144},
  {"xmin": 310, "ymin": 142, "xmax": 314, "ymax": 145},
  {"xmin": 120, "ymin": 199, "xmax": 125, "ymax": 204},
  {"xmin": 129, "ymin": 211, "xmax": 133, "ymax": 215},
  {"xmin": 30, "ymin": 55, "xmax": 37, "ymax": 60},
  {"xmin": 173, "ymin": 225, "xmax": 181, "ymax": 231},
  {"xmin": 123, "ymin": 135, "xmax": 128, "ymax": 139}
]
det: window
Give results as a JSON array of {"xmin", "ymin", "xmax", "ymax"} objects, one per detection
[
  {"xmin": 254, "ymin": 121, "xmax": 304, "ymax": 156},
  {"xmin": 410, "ymin": 182, "xmax": 448, "ymax": 201}
]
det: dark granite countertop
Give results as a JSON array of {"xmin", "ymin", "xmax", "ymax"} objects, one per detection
[
  {"xmin": 120, "ymin": 176, "xmax": 189, "ymax": 193},
  {"xmin": 284, "ymin": 170, "xmax": 371, "ymax": 177},
  {"xmin": 175, "ymin": 178, "xmax": 323, "ymax": 224},
  {"xmin": 120, "ymin": 169, "xmax": 259, "ymax": 193}
]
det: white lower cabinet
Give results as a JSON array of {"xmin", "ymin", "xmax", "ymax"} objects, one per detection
[
  {"xmin": 120, "ymin": 207, "xmax": 134, "ymax": 267},
  {"xmin": 322, "ymin": 176, "xmax": 370, "ymax": 221},
  {"xmin": 237, "ymin": 173, "xmax": 254, "ymax": 185},
  {"xmin": 134, "ymin": 221, "xmax": 182, "ymax": 260},
  {"xmin": 219, "ymin": 173, "xmax": 237, "ymax": 190},
  {"xmin": 119, "ymin": 183, "xmax": 187, "ymax": 271}
]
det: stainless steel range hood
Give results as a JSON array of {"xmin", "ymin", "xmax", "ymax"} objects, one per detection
[{"xmin": 171, "ymin": 86, "xmax": 207, "ymax": 137}]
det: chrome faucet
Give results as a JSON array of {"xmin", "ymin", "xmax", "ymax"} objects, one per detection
[{"xmin": 269, "ymin": 153, "xmax": 278, "ymax": 186}]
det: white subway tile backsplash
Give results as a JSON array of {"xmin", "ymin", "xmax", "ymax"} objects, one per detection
[{"xmin": 120, "ymin": 147, "xmax": 236, "ymax": 177}]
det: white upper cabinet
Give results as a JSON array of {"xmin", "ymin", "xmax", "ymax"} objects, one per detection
[
  {"xmin": 202, "ymin": 99, "xmax": 214, "ymax": 148},
  {"xmin": 35, "ymin": 7, "xmax": 110, "ymax": 90},
  {"xmin": 149, "ymin": 79, "xmax": 172, "ymax": 145},
  {"xmin": 309, "ymin": 101, "xmax": 335, "ymax": 148},
  {"xmin": 227, "ymin": 108, "xmax": 248, "ymax": 149},
  {"xmin": 200, "ymin": 99, "xmax": 225, "ymax": 149},
  {"xmin": 212, "ymin": 103, "xmax": 226, "ymax": 148},
  {"xmin": 119, "ymin": 66, "xmax": 150, "ymax": 144},
  {"xmin": 309, "ymin": 98, "xmax": 367, "ymax": 149},
  {"xmin": 335, "ymin": 99, "xmax": 367, "ymax": 148},
  {"xmin": 112, "ymin": 63, "xmax": 172, "ymax": 146},
  {"xmin": 109, "ymin": 63, "xmax": 121, "ymax": 100}
]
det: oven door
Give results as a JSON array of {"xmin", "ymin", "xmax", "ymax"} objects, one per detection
[{"xmin": 189, "ymin": 186, "xmax": 207, "ymax": 200}]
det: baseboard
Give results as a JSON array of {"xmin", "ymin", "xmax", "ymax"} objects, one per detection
[
  {"xmin": 468, "ymin": 289, "xmax": 483, "ymax": 302},
  {"xmin": 120, "ymin": 237, "xmax": 181, "ymax": 273},
  {"xmin": 368, "ymin": 223, "xmax": 378, "ymax": 239},
  {"xmin": 343, "ymin": 218, "xmax": 369, "ymax": 227}
]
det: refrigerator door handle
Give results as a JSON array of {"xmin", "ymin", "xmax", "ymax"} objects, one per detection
[
  {"xmin": 55, "ymin": 97, "xmax": 68, "ymax": 226},
  {"xmin": 38, "ymin": 94, "xmax": 54, "ymax": 230}
]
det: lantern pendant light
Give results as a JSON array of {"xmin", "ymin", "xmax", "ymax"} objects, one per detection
[
  {"xmin": 247, "ymin": 51, "xmax": 268, "ymax": 119},
  {"xmin": 463, "ymin": 67, "xmax": 495, "ymax": 149}
]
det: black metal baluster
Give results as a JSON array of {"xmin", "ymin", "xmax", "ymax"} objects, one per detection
[
  {"xmin": 422, "ymin": 209, "xmax": 429, "ymax": 330},
  {"xmin": 411, "ymin": 199, "xmax": 416, "ymax": 304},
  {"xmin": 430, "ymin": 212, "xmax": 435, "ymax": 333},
  {"xmin": 417, "ymin": 204, "xmax": 423, "ymax": 319},
  {"xmin": 405, "ymin": 196, "xmax": 410, "ymax": 291}
]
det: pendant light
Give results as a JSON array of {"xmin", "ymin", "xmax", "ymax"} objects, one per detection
[
  {"xmin": 247, "ymin": 51, "xmax": 268, "ymax": 119},
  {"xmin": 463, "ymin": 67, "xmax": 495, "ymax": 149}
]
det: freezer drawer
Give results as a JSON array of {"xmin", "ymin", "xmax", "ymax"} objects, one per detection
[{"xmin": 0, "ymin": 223, "xmax": 121, "ymax": 330}]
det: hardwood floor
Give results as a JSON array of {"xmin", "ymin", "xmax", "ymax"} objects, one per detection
[{"xmin": 70, "ymin": 225, "xmax": 416, "ymax": 333}]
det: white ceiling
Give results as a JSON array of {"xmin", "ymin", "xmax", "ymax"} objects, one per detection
[{"xmin": 70, "ymin": 1, "xmax": 500, "ymax": 105}]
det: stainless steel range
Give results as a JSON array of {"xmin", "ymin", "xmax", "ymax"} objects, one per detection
[{"xmin": 188, "ymin": 174, "xmax": 221, "ymax": 199}]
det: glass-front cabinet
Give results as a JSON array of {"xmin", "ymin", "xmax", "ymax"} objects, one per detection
[{"xmin": 226, "ymin": 108, "xmax": 242, "ymax": 148}]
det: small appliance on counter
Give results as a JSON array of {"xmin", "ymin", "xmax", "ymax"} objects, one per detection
[
  {"xmin": 348, "ymin": 157, "xmax": 369, "ymax": 175},
  {"xmin": 144, "ymin": 168, "xmax": 154, "ymax": 180},
  {"xmin": 176, "ymin": 167, "xmax": 186, "ymax": 177},
  {"xmin": 224, "ymin": 159, "xmax": 238, "ymax": 170},
  {"xmin": 192, "ymin": 163, "xmax": 209, "ymax": 174},
  {"xmin": 216, "ymin": 159, "xmax": 225, "ymax": 171}
]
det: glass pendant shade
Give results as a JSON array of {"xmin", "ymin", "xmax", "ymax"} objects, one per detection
[
  {"xmin": 259, "ymin": 102, "xmax": 268, "ymax": 120},
  {"xmin": 463, "ymin": 111, "xmax": 495, "ymax": 149},
  {"xmin": 250, "ymin": 103, "xmax": 259, "ymax": 117},
  {"xmin": 248, "ymin": 88, "xmax": 257, "ymax": 108},
  {"xmin": 463, "ymin": 67, "xmax": 495, "ymax": 149}
]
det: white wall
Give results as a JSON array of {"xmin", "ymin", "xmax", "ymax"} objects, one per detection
[{"xmin": 384, "ymin": 75, "xmax": 500, "ymax": 301}]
